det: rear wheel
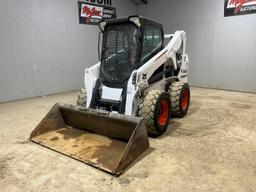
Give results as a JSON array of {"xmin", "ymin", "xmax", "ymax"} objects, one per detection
[
  {"xmin": 169, "ymin": 82, "xmax": 190, "ymax": 118},
  {"xmin": 77, "ymin": 88, "xmax": 87, "ymax": 107},
  {"xmin": 138, "ymin": 90, "xmax": 171, "ymax": 137}
]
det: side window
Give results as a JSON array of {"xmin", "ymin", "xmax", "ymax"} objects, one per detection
[{"xmin": 141, "ymin": 25, "xmax": 162, "ymax": 62}]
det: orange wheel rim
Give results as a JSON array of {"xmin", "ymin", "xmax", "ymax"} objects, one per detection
[
  {"xmin": 157, "ymin": 100, "xmax": 169, "ymax": 126},
  {"xmin": 181, "ymin": 89, "xmax": 189, "ymax": 110}
]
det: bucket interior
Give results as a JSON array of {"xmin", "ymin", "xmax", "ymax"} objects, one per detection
[{"xmin": 30, "ymin": 104, "xmax": 146, "ymax": 174}]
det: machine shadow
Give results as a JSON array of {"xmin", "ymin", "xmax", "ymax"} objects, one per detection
[
  {"xmin": 185, "ymin": 100, "xmax": 201, "ymax": 117},
  {"xmin": 158, "ymin": 120, "xmax": 182, "ymax": 139}
]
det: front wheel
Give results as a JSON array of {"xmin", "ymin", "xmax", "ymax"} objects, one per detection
[{"xmin": 138, "ymin": 90, "xmax": 171, "ymax": 137}]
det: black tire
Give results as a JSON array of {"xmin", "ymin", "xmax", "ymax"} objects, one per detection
[
  {"xmin": 138, "ymin": 90, "xmax": 171, "ymax": 137},
  {"xmin": 77, "ymin": 88, "xmax": 87, "ymax": 107},
  {"xmin": 169, "ymin": 82, "xmax": 190, "ymax": 118}
]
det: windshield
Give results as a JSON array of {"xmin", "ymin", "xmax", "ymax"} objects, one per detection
[{"xmin": 101, "ymin": 23, "xmax": 139, "ymax": 85}]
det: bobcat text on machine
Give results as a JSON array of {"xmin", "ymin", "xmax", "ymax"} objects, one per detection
[{"xmin": 31, "ymin": 15, "xmax": 190, "ymax": 175}]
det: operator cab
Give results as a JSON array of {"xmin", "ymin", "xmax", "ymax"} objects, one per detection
[
  {"xmin": 90, "ymin": 16, "xmax": 164, "ymax": 113},
  {"xmin": 99, "ymin": 16, "xmax": 164, "ymax": 88}
]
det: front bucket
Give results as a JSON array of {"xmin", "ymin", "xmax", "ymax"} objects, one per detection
[{"xmin": 30, "ymin": 103, "xmax": 149, "ymax": 175}]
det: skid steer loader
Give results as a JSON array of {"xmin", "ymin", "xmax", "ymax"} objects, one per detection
[{"xmin": 30, "ymin": 16, "xmax": 190, "ymax": 175}]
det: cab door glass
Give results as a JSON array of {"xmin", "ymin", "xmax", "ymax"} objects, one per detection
[{"xmin": 141, "ymin": 25, "xmax": 163, "ymax": 63}]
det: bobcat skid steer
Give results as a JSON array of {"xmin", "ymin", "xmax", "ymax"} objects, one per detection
[{"xmin": 30, "ymin": 16, "xmax": 190, "ymax": 175}]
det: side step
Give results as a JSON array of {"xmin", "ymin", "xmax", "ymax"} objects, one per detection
[{"xmin": 30, "ymin": 103, "xmax": 149, "ymax": 175}]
